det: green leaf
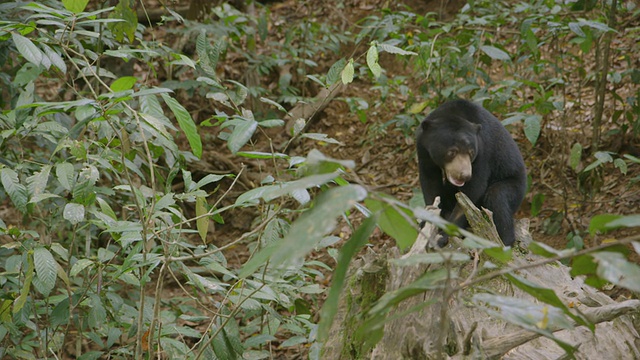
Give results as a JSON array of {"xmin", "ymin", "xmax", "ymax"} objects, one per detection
[
  {"xmin": 14, "ymin": 254, "xmax": 34, "ymax": 314},
  {"xmin": 480, "ymin": 45, "xmax": 511, "ymax": 61},
  {"xmin": 530, "ymin": 193, "xmax": 545, "ymax": 217},
  {"xmin": 12, "ymin": 33, "xmax": 44, "ymax": 67},
  {"xmin": 63, "ymin": 203, "xmax": 85, "ymax": 224},
  {"xmin": 592, "ymin": 252, "xmax": 640, "ymax": 292},
  {"xmin": 588, "ymin": 214, "xmax": 622, "ymax": 235},
  {"xmin": 524, "ymin": 115, "xmax": 541, "ymax": 145},
  {"xmin": 473, "ymin": 294, "xmax": 577, "ymax": 355},
  {"xmin": 259, "ymin": 97, "xmax": 287, "ymax": 113},
  {"xmin": 108, "ymin": 0, "xmax": 137, "ymax": 43},
  {"xmin": 568, "ymin": 22, "xmax": 586, "ymax": 37},
  {"xmin": 240, "ymin": 185, "xmax": 367, "ymax": 277},
  {"xmin": 605, "ymin": 214, "xmax": 640, "ymax": 229},
  {"xmin": 62, "ymin": 0, "xmax": 89, "ymax": 13},
  {"xmin": 504, "ymin": 273, "xmax": 591, "ymax": 328},
  {"xmin": 365, "ymin": 197, "xmax": 417, "ymax": 249},
  {"xmin": 1, "ymin": 168, "xmax": 29, "ymax": 213},
  {"xmin": 70, "ymin": 258, "xmax": 94, "ymax": 277},
  {"xmin": 41, "ymin": 43, "xmax": 67, "ymax": 73},
  {"xmin": 161, "ymin": 93, "xmax": 202, "ymax": 158},
  {"xmin": 327, "ymin": 58, "xmax": 346, "ymax": 85},
  {"xmin": 33, "ymin": 247, "xmax": 57, "ymax": 296},
  {"xmin": 341, "ymin": 58, "xmax": 354, "ymax": 85},
  {"xmin": 377, "ymin": 43, "xmax": 418, "ymax": 56},
  {"xmin": 257, "ymin": 119, "xmax": 285, "ymax": 128},
  {"xmin": 110, "ymin": 76, "xmax": 137, "ymax": 91},
  {"xmin": 484, "ymin": 246, "xmax": 513, "ymax": 263},
  {"xmin": 55, "ymin": 163, "xmax": 75, "ymax": 191},
  {"xmin": 366, "ymin": 44, "xmax": 382, "ymax": 78},
  {"xmin": 369, "ymin": 269, "xmax": 448, "ymax": 316},
  {"xmin": 27, "ymin": 165, "xmax": 51, "ymax": 200},
  {"xmin": 235, "ymin": 172, "xmax": 340, "ymax": 206},
  {"xmin": 236, "ymin": 151, "xmax": 288, "ymax": 159},
  {"xmin": 196, "ymin": 196, "xmax": 209, "ymax": 243},
  {"xmin": 613, "ymin": 158, "xmax": 627, "ymax": 174},
  {"xmin": 88, "ymin": 294, "xmax": 107, "ymax": 329},
  {"xmin": 227, "ymin": 118, "xmax": 258, "ymax": 154},
  {"xmin": 569, "ymin": 143, "xmax": 582, "ymax": 171},
  {"xmin": 318, "ymin": 215, "xmax": 377, "ymax": 340},
  {"xmin": 529, "ymin": 241, "xmax": 572, "ymax": 258}
]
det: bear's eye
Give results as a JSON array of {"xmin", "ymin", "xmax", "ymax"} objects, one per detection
[
  {"xmin": 447, "ymin": 149, "xmax": 457, "ymax": 158},
  {"xmin": 469, "ymin": 149, "xmax": 475, "ymax": 157}
]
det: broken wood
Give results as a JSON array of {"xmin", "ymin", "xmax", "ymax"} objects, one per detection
[{"xmin": 322, "ymin": 194, "xmax": 640, "ymax": 359}]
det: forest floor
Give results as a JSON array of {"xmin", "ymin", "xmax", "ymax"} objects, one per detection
[{"xmin": 169, "ymin": 0, "xmax": 640, "ymax": 258}]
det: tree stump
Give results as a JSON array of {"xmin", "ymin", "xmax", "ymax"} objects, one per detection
[{"xmin": 322, "ymin": 195, "xmax": 640, "ymax": 359}]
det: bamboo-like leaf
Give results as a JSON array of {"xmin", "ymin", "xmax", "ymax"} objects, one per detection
[
  {"xmin": 377, "ymin": 43, "xmax": 418, "ymax": 56},
  {"xmin": 161, "ymin": 93, "xmax": 202, "ymax": 158},
  {"xmin": 1, "ymin": 168, "xmax": 29, "ymax": 213},
  {"xmin": 318, "ymin": 215, "xmax": 377, "ymax": 340},
  {"xmin": 34, "ymin": 247, "xmax": 57, "ymax": 296}
]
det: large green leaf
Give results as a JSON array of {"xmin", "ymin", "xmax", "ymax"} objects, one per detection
[
  {"xmin": 366, "ymin": 43, "xmax": 382, "ymax": 78},
  {"xmin": 592, "ymin": 252, "xmax": 640, "ymax": 292},
  {"xmin": 240, "ymin": 185, "xmax": 367, "ymax": 278},
  {"xmin": 62, "ymin": 0, "xmax": 89, "ymax": 13},
  {"xmin": 318, "ymin": 214, "xmax": 377, "ymax": 340},
  {"xmin": 33, "ymin": 247, "xmax": 57, "ymax": 296},
  {"xmin": 161, "ymin": 93, "xmax": 202, "ymax": 158},
  {"xmin": 227, "ymin": 117, "xmax": 258, "ymax": 154},
  {"xmin": 26, "ymin": 165, "xmax": 51, "ymax": 201},
  {"xmin": 473, "ymin": 293, "xmax": 576, "ymax": 355},
  {"xmin": 12, "ymin": 32, "xmax": 43, "ymax": 67},
  {"xmin": 365, "ymin": 197, "xmax": 417, "ymax": 249},
  {"xmin": 341, "ymin": 58, "xmax": 354, "ymax": 85},
  {"xmin": 480, "ymin": 45, "xmax": 511, "ymax": 61},
  {"xmin": 1, "ymin": 168, "xmax": 29, "ymax": 213},
  {"xmin": 504, "ymin": 273, "xmax": 591, "ymax": 329}
]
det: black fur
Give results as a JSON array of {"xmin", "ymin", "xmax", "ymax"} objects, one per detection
[{"xmin": 416, "ymin": 99, "xmax": 526, "ymax": 246}]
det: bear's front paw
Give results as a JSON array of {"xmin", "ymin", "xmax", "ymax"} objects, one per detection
[{"xmin": 436, "ymin": 233, "xmax": 449, "ymax": 247}]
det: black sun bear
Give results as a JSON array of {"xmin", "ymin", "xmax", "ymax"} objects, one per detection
[{"xmin": 416, "ymin": 99, "xmax": 526, "ymax": 247}]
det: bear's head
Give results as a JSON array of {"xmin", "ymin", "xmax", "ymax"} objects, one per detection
[{"xmin": 418, "ymin": 116, "xmax": 481, "ymax": 187}]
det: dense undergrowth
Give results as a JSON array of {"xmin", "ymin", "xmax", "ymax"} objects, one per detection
[{"xmin": 0, "ymin": 0, "xmax": 638, "ymax": 359}]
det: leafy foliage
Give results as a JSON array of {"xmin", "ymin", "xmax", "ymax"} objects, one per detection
[{"xmin": 0, "ymin": 0, "xmax": 638, "ymax": 359}]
